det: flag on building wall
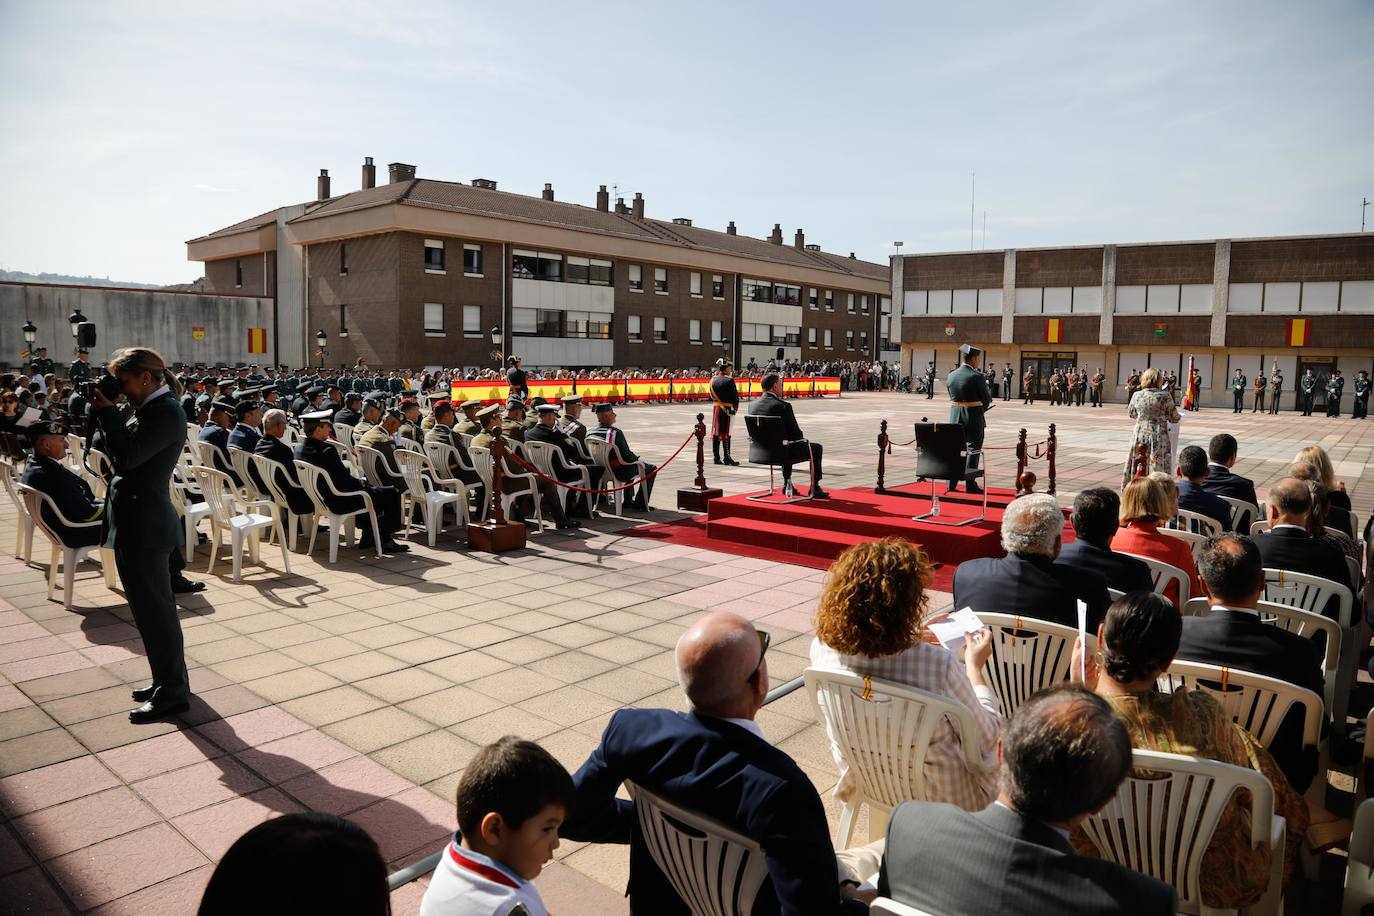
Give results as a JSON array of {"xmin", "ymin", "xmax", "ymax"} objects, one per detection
[
  {"xmin": 1286, "ymin": 318, "xmax": 1309, "ymax": 347},
  {"xmin": 247, "ymin": 327, "xmax": 268, "ymax": 353},
  {"xmin": 1044, "ymin": 318, "xmax": 1063, "ymax": 343}
]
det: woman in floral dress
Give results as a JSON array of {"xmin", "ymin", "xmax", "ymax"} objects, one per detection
[{"xmin": 1122, "ymin": 367, "xmax": 1180, "ymax": 488}]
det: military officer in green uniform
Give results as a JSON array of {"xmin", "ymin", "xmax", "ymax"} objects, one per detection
[
  {"xmin": 68, "ymin": 348, "xmax": 92, "ymax": 384},
  {"xmin": 1354, "ymin": 370, "xmax": 1370, "ymax": 420},
  {"xmin": 1231, "ymin": 369, "xmax": 1247, "ymax": 413},
  {"xmin": 946, "ymin": 343, "xmax": 992, "ymax": 495},
  {"xmin": 31, "ymin": 346, "xmax": 55, "ymax": 377}
]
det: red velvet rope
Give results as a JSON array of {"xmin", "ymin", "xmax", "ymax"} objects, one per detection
[{"xmin": 505, "ymin": 429, "xmax": 696, "ymax": 494}]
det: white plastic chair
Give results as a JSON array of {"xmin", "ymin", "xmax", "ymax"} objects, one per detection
[
  {"xmin": 0, "ymin": 457, "xmax": 35, "ymax": 564},
  {"xmin": 294, "ymin": 460, "xmax": 383, "ymax": 562},
  {"xmin": 977, "ymin": 613, "xmax": 1076, "ymax": 719},
  {"xmin": 469, "ymin": 445, "xmax": 542, "ymax": 532},
  {"xmin": 355, "ymin": 444, "xmax": 390, "ymax": 488},
  {"xmin": 1158, "ymin": 526, "xmax": 1208, "ymax": 563},
  {"xmin": 1250, "ymin": 520, "xmax": 1271, "ymax": 536},
  {"xmin": 249, "ymin": 453, "xmax": 315, "ymax": 551},
  {"xmin": 586, "ymin": 437, "xmax": 635, "ymax": 515},
  {"xmin": 64, "ymin": 433, "xmax": 86, "ymax": 470},
  {"xmin": 521, "ymin": 440, "xmax": 592, "ymax": 518},
  {"xmin": 1119, "ymin": 552, "xmax": 1190, "ymax": 606},
  {"xmin": 804, "ymin": 666, "xmax": 996, "ymax": 849},
  {"xmin": 1263, "ymin": 566, "xmax": 1357, "ymax": 735},
  {"xmin": 628, "ymin": 782, "xmax": 767, "ymax": 916},
  {"xmin": 1170, "ymin": 509, "xmax": 1223, "ymax": 537},
  {"xmin": 81, "ymin": 448, "xmax": 112, "ymax": 499},
  {"xmin": 1218, "ymin": 496, "xmax": 1260, "ymax": 535},
  {"xmin": 189, "ymin": 466, "xmax": 289, "ymax": 583},
  {"xmin": 279, "ymin": 424, "xmax": 301, "ymax": 447},
  {"xmin": 228, "ymin": 447, "xmax": 262, "ymax": 500},
  {"xmin": 870, "ymin": 900, "xmax": 937, "ymax": 916},
  {"xmin": 17, "ymin": 484, "xmax": 116, "ymax": 609},
  {"xmin": 1343, "ymin": 798, "xmax": 1374, "ymax": 915},
  {"xmin": 420, "ymin": 439, "xmax": 477, "ymax": 508},
  {"xmin": 169, "ymin": 465, "xmax": 211, "ymax": 563},
  {"xmin": 396, "ymin": 450, "xmax": 468, "ymax": 546},
  {"xmin": 1080, "ymin": 749, "xmax": 1285, "ymax": 916},
  {"xmin": 334, "ymin": 422, "xmax": 356, "ymax": 448}
]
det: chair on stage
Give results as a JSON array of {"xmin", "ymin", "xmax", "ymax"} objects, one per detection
[
  {"xmin": 744, "ymin": 414, "xmax": 812, "ymax": 503},
  {"xmin": 910, "ymin": 422, "xmax": 986, "ymax": 526}
]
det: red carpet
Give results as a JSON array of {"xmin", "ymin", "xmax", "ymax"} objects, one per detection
[{"xmin": 625, "ymin": 484, "xmax": 1072, "ymax": 591}]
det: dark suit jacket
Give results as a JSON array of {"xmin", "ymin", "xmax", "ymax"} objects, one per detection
[
  {"xmin": 1177, "ymin": 479, "xmax": 1232, "ymax": 532},
  {"xmin": 253, "ymin": 434, "xmax": 314, "ymax": 515},
  {"xmin": 953, "ymin": 553, "xmax": 1109, "ymax": 632},
  {"xmin": 20, "ymin": 454, "xmax": 103, "ymax": 546},
  {"xmin": 1325, "ymin": 504, "xmax": 1355, "ymax": 539},
  {"xmin": 747, "ymin": 390, "xmax": 804, "ymax": 441},
  {"xmin": 1255, "ymin": 526, "xmax": 1355, "ymax": 619},
  {"xmin": 295, "ymin": 436, "xmax": 365, "ymax": 511},
  {"xmin": 1201, "ymin": 463, "xmax": 1257, "ymax": 507},
  {"xmin": 227, "ymin": 423, "xmax": 261, "ymax": 453},
  {"xmin": 1056, "ymin": 537, "xmax": 1155, "ymax": 596},
  {"xmin": 562, "ymin": 708, "xmax": 859, "ymax": 916},
  {"xmin": 1177, "ymin": 606, "xmax": 1324, "ymax": 791},
  {"xmin": 879, "ymin": 801, "xmax": 1176, "ymax": 916},
  {"xmin": 527, "ymin": 421, "xmax": 587, "ymax": 470},
  {"xmin": 198, "ymin": 424, "xmax": 240, "ymax": 484},
  {"xmin": 95, "ymin": 390, "xmax": 185, "ymax": 552}
]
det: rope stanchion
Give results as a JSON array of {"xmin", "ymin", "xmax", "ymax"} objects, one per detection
[{"xmin": 876, "ymin": 420, "xmax": 889, "ymax": 493}]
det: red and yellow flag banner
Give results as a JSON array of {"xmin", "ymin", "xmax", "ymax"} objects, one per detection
[
  {"xmin": 449, "ymin": 377, "xmax": 842, "ymax": 406},
  {"xmin": 246, "ymin": 328, "xmax": 268, "ymax": 354},
  {"xmin": 1044, "ymin": 318, "xmax": 1063, "ymax": 344},
  {"xmin": 1286, "ymin": 319, "xmax": 1309, "ymax": 347}
]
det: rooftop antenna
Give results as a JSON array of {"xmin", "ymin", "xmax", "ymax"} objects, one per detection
[
  {"xmin": 982, "ymin": 211, "xmax": 987, "ymax": 249},
  {"xmin": 969, "ymin": 171, "xmax": 976, "ymax": 250},
  {"xmin": 1363, "ymin": 197, "xmax": 1369, "ymax": 232}
]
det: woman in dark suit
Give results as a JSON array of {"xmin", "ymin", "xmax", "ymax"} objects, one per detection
[{"xmin": 90, "ymin": 347, "xmax": 191, "ymax": 723}]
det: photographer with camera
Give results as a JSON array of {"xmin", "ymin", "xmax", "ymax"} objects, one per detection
[{"xmin": 88, "ymin": 347, "xmax": 193, "ymax": 723}]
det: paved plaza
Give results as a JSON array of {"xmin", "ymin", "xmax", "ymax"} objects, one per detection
[{"xmin": 0, "ymin": 392, "xmax": 1371, "ymax": 914}]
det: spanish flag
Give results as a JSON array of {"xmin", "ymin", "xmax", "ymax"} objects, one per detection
[
  {"xmin": 247, "ymin": 327, "xmax": 268, "ymax": 354},
  {"xmin": 1286, "ymin": 319, "xmax": 1309, "ymax": 347},
  {"xmin": 1044, "ymin": 318, "xmax": 1063, "ymax": 344}
]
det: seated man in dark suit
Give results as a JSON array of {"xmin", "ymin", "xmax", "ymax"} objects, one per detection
[
  {"xmin": 745, "ymin": 372, "xmax": 828, "ymax": 499},
  {"xmin": 225, "ymin": 395, "xmax": 262, "ymax": 453},
  {"xmin": 562, "ymin": 610, "xmax": 867, "ymax": 915},
  {"xmin": 875, "ymin": 685, "xmax": 1176, "ymax": 916},
  {"xmin": 20, "ymin": 421, "xmax": 103, "ymax": 547},
  {"xmin": 1256, "ymin": 478, "xmax": 1356, "ymax": 616},
  {"xmin": 526, "ymin": 402, "xmax": 595, "ymax": 517},
  {"xmin": 198, "ymin": 400, "xmax": 240, "ymax": 485},
  {"xmin": 953, "ymin": 493, "xmax": 1110, "ymax": 631},
  {"xmin": 1178, "ymin": 533, "xmax": 1325, "ymax": 792},
  {"xmin": 1056, "ymin": 488, "xmax": 1154, "ymax": 595},
  {"xmin": 294, "ymin": 409, "xmax": 408, "ymax": 553},
  {"xmin": 332, "ymin": 392, "xmax": 363, "ymax": 429},
  {"xmin": 423, "ymin": 402, "xmax": 485, "ymax": 510},
  {"xmin": 1200, "ymin": 433, "xmax": 1258, "ymax": 507},
  {"xmin": 252, "ymin": 409, "xmax": 315, "ymax": 516},
  {"xmin": 355, "ymin": 408, "xmax": 407, "ymax": 491},
  {"xmin": 1176, "ymin": 445, "xmax": 1232, "ymax": 532}
]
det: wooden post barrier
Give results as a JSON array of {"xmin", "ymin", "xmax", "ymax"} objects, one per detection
[
  {"xmin": 1046, "ymin": 423, "xmax": 1057, "ymax": 495},
  {"xmin": 875, "ymin": 419, "xmax": 889, "ymax": 494},
  {"xmin": 1015, "ymin": 428, "xmax": 1028, "ymax": 495},
  {"xmin": 677, "ymin": 413, "xmax": 723, "ymax": 512},
  {"xmin": 468, "ymin": 423, "xmax": 527, "ymax": 552}
]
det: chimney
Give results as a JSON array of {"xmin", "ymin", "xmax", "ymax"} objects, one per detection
[
  {"xmin": 769, "ymin": 224, "xmax": 783, "ymax": 245},
  {"xmin": 849, "ymin": 252, "xmax": 856, "ymax": 259},
  {"xmin": 388, "ymin": 162, "xmax": 416, "ymax": 183},
  {"xmin": 615, "ymin": 197, "xmax": 629, "ymax": 214},
  {"xmin": 632, "ymin": 192, "xmax": 644, "ymax": 220},
  {"xmin": 317, "ymin": 169, "xmax": 331, "ymax": 200},
  {"xmin": 794, "ymin": 228, "xmax": 805, "ymax": 249},
  {"xmin": 361, "ymin": 157, "xmax": 375, "ymax": 189},
  {"xmin": 542, "ymin": 183, "xmax": 554, "ymax": 201},
  {"xmin": 805, "ymin": 243, "xmax": 821, "ymax": 252},
  {"xmin": 596, "ymin": 185, "xmax": 609, "ymax": 211},
  {"xmin": 672, "ymin": 217, "xmax": 692, "ymax": 226},
  {"xmin": 726, "ymin": 221, "xmax": 737, "ymax": 235},
  {"xmin": 472, "ymin": 178, "xmax": 497, "ymax": 190}
]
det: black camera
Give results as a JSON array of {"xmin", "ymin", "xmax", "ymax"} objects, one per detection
[{"xmin": 79, "ymin": 370, "xmax": 123, "ymax": 402}]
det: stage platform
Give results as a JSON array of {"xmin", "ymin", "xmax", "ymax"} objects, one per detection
[{"xmin": 627, "ymin": 483, "xmax": 1070, "ymax": 590}]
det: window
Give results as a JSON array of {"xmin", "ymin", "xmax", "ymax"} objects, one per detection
[
  {"xmin": 588, "ymin": 259, "xmax": 612, "ymax": 286},
  {"xmin": 741, "ymin": 323, "xmax": 769, "ymax": 344},
  {"xmin": 809, "ymin": 288, "xmax": 818, "ymax": 309},
  {"xmin": 861, "ymin": 295, "xmax": 870, "ymax": 314},
  {"xmin": 846, "ymin": 330, "xmax": 854, "ymax": 350},
  {"xmin": 564, "ymin": 310, "xmax": 612, "ymax": 338},
  {"xmin": 234, "ymin": 260, "xmax": 243, "ymax": 288},
  {"xmin": 881, "ymin": 296, "xmax": 892, "ymax": 314},
  {"xmin": 784, "ymin": 326, "xmax": 800, "ymax": 347},
  {"xmin": 847, "ymin": 293, "xmax": 855, "ymax": 313},
  {"xmin": 463, "ymin": 244, "xmax": 482, "ymax": 276},
  {"xmin": 424, "ymin": 239, "xmax": 445, "ymax": 273},
  {"xmin": 340, "ymin": 303, "xmax": 348, "ymax": 335},
  {"xmin": 712, "ymin": 275, "xmax": 724, "ymax": 299},
  {"xmin": 628, "ymin": 315, "xmax": 642, "ymax": 342},
  {"xmin": 690, "ymin": 272, "xmax": 702, "ymax": 297},
  {"xmin": 340, "ymin": 242, "xmax": 348, "ymax": 275},
  {"xmin": 689, "ymin": 319, "xmax": 702, "ymax": 343},
  {"xmin": 653, "ymin": 316, "xmax": 667, "ymax": 342},
  {"xmin": 773, "ymin": 283, "xmax": 800, "ymax": 306},
  {"xmin": 807, "ymin": 327, "xmax": 817, "ymax": 346},
  {"xmin": 511, "ymin": 249, "xmax": 561, "ymax": 282},
  {"xmin": 462, "ymin": 305, "xmax": 481, "ymax": 337},
  {"xmin": 423, "ymin": 303, "xmax": 445, "ymax": 336},
  {"xmin": 629, "ymin": 264, "xmax": 643, "ymax": 292},
  {"xmin": 824, "ymin": 328, "xmax": 833, "ymax": 349},
  {"xmin": 654, "ymin": 267, "xmax": 668, "ymax": 293},
  {"xmin": 824, "ymin": 290, "xmax": 834, "ymax": 311},
  {"xmin": 710, "ymin": 320, "xmax": 723, "ymax": 343},
  {"xmin": 511, "ymin": 309, "xmax": 610, "ymax": 338},
  {"xmin": 859, "ymin": 331, "xmax": 869, "ymax": 350},
  {"xmin": 743, "ymin": 278, "xmax": 771, "ymax": 303}
]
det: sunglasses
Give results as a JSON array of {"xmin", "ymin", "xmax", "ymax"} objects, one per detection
[{"xmin": 747, "ymin": 629, "xmax": 771, "ymax": 683}]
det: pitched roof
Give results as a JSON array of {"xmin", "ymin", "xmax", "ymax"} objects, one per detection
[
  {"xmin": 189, "ymin": 206, "xmax": 288, "ymax": 242},
  {"xmin": 284, "ymin": 178, "xmax": 887, "ymax": 282}
]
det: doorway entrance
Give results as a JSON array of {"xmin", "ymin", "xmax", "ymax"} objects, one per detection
[
  {"xmin": 1020, "ymin": 351, "xmax": 1079, "ymax": 398},
  {"xmin": 1296, "ymin": 356, "xmax": 1335, "ymax": 412}
]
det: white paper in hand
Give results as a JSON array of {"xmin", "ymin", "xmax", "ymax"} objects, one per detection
[
  {"xmin": 929, "ymin": 607, "xmax": 985, "ymax": 652},
  {"xmin": 15, "ymin": 407, "xmax": 43, "ymax": 429},
  {"xmin": 1076, "ymin": 599, "xmax": 1089, "ymax": 681}
]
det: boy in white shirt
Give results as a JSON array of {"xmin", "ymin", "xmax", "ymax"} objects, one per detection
[{"xmin": 420, "ymin": 737, "xmax": 574, "ymax": 916}]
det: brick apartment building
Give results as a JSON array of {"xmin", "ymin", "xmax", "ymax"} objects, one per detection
[
  {"xmin": 892, "ymin": 233, "xmax": 1374, "ymax": 408},
  {"xmin": 186, "ymin": 159, "xmax": 894, "ymax": 371}
]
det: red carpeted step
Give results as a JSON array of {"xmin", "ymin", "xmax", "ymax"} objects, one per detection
[{"xmin": 706, "ymin": 516, "xmax": 873, "ymax": 561}]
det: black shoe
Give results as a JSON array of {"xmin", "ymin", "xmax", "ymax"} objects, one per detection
[
  {"xmin": 172, "ymin": 577, "xmax": 205, "ymax": 594},
  {"xmin": 810, "ymin": 486, "xmax": 830, "ymax": 499},
  {"xmin": 129, "ymin": 689, "xmax": 190, "ymax": 724},
  {"xmin": 965, "ymin": 480, "xmax": 984, "ymax": 495},
  {"xmin": 381, "ymin": 539, "xmax": 410, "ymax": 553},
  {"xmin": 131, "ymin": 684, "xmax": 157, "ymax": 703},
  {"xmin": 556, "ymin": 520, "xmax": 579, "ymax": 530}
]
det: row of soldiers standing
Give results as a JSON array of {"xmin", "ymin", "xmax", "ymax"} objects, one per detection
[
  {"xmin": 1021, "ymin": 366, "xmax": 1107, "ymax": 407},
  {"xmin": 1229, "ymin": 367, "xmax": 1370, "ymax": 417}
]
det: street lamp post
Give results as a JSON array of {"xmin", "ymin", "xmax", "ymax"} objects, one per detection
[
  {"xmin": 67, "ymin": 310, "xmax": 86, "ymax": 356},
  {"xmin": 315, "ymin": 329, "xmax": 328, "ymax": 369},
  {"xmin": 721, "ymin": 336, "xmax": 732, "ymax": 368},
  {"xmin": 22, "ymin": 321, "xmax": 37, "ymax": 365},
  {"xmin": 490, "ymin": 327, "xmax": 503, "ymax": 370}
]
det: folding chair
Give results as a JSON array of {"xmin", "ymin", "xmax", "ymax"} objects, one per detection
[
  {"xmin": 910, "ymin": 421, "xmax": 986, "ymax": 526},
  {"xmin": 17, "ymin": 484, "xmax": 116, "ymax": 609}
]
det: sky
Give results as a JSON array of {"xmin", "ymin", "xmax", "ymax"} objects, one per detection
[{"xmin": 0, "ymin": 0, "xmax": 1371, "ymax": 285}]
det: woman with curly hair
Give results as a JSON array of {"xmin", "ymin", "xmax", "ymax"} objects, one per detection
[{"xmin": 810, "ymin": 538, "xmax": 1002, "ymax": 812}]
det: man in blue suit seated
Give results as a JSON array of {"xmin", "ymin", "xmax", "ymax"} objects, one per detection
[
  {"xmin": 226, "ymin": 391, "xmax": 263, "ymax": 453},
  {"xmin": 1176, "ymin": 445, "xmax": 1232, "ymax": 532},
  {"xmin": 561, "ymin": 610, "xmax": 869, "ymax": 915},
  {"xmin": 198, "ymin": 399, "xmax": 240, "ymax": 485},
  {"xmin": 20, "ymin": 421, "xmax": 103, "ymax": 547}
]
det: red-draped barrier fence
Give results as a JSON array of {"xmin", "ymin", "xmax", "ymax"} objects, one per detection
[{"xmin": 449, "ymin": 376, "xmax": 842, "ymax": 405}]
